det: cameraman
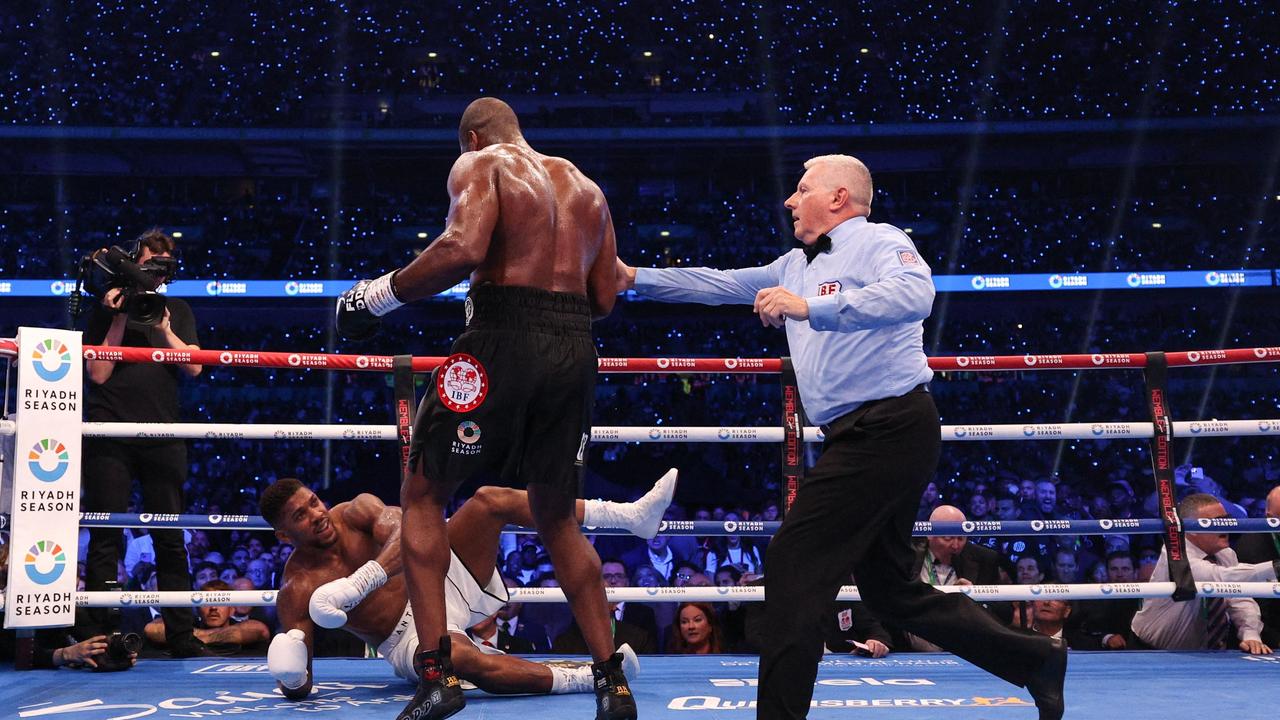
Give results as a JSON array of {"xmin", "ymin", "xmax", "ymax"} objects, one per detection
[{"xmin": 78, "ymin": 229, "xmax": 209, "ymax": 657}]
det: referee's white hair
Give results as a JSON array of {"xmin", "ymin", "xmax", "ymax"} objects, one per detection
[{"xmin": 803, "ymin": 154, "xmax": 873, "ymax": 210}]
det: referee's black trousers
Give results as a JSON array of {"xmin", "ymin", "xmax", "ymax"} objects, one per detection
[{"xmin": 757, "ymin": 390, "xmax": 1055, "ymax": 720}]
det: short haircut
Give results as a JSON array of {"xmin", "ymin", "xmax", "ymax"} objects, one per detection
[
  {"xmin": 1105, "ymin": 551, "xmax": 1135, "ymax": 565},
  {"xmin": 259, "ymin": 478, "xmax": 306, "ymax": 527},
  {"xmin": 1177, "ymin": 492, "xmax": 1222, "ymax": 520},
  {"xmin": 199, "ymin": 579, "xmax": 231, "ymax": 592},
  {"xmin": 136, "ymin": 228, "xmax": 176, "ymax": 255},
  {"xmin": 803, "ymin": 154, "xmax": 873, "ymax": 208},
  {"xmin": 458, "ymin": 97, "xmax": 522, "ymax": 146}
]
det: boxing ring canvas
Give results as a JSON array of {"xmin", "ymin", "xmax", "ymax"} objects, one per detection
[{"xmin": 5, "ymin": 652, "xmax": 1278, "ymax": 719}]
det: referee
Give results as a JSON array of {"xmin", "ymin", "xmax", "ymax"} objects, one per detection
[{"xmin": 617, "ymin": 154, "xmax": 1067, "ymax": 720}]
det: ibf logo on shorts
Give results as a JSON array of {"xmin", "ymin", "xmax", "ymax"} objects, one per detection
[{"xmin": 817, "ymin": 281, "xmax": 841, "ymax": 296}]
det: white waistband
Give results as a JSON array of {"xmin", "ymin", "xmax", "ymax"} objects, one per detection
[{"xmin": 376, "ymin": 602, "xmax": 415, "ymax": 659}]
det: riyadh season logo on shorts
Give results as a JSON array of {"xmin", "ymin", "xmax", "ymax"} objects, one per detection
[
  {"xmin": 30, "ymin": 338, "xmax": 72, "ymax": 382},
  {"xmin": 24, "ymin": 540, "xmax": 67, "ymax": 584},
  {"xmin": 28, "ymin": 438, "xmax": 70, "ymax": 482},
  {"xmin": 456, "ymin": 420, "xmax": 481, "ymax": 445}
]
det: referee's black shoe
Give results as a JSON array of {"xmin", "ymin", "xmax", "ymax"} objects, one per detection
[
  {"xmin": 396, "ymin": 635, "xmax": 465, "ymax": 720},
  {"xmin": 592, "ymin": 651, "xmax": 637, "ymax": 720},
  {"xmin": 1025, "ymin": 636, "xmax": 1067, "ymax": 720}
]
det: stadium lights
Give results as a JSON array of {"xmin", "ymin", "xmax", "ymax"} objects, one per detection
[
  {"xmin": 1152, "ymin": 222, "xmax": 1162, "ymax": 228},
  {"xmin": 860, "ymin": 48, "xmax": 869, "ymax": 54},
  {"xmin": 643, "ymin": 51, "xmax": 653, "ymax": 58},
  {"xmin": 659, "ymin": 230, "xmax": 671, "ymax": 237},
  {"xmin": 210, "ymin": 51, "xmax": 221, "ymax": 58},
  {"xmin": 172, "ymin": 231, "xmax": 183, "ymax": 238},
  {"xmin": 417, "ymin": 232, "xmax": 428, "ymax": 239},
  {"xmin": 427, "ymin": 52, "xmax": 438, "ymax": 59},
  {"xmin": 904, "ymin": 228, "xmax": 913, "ymax": 234}
]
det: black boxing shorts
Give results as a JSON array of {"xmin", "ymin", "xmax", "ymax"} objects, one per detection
[{"xmin": 408, "ymin": 284, "xmax": 596, "ymax": 494}]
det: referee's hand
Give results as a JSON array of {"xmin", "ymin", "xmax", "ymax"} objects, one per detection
[{"xmin": 754, "ymin": 286, "xmax": 808, "ymax": 327}]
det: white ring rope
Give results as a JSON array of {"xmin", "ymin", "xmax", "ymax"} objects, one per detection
[
  {"xmin": 6, "ymin": 582, "xmax": 1276, "ymax": 611},
  {"xmin": 0, "ymin": 418, "xmax": 1266, "ymax": 442}
]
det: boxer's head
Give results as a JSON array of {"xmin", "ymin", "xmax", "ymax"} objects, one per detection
[
  {"xmin": 459, "ymin": 97, "xmax": 524, "ymax": 153},
  {"xmin": 260, "ymin": 478, "xmax": 339, "ymax": 550},
  {"xmin": 784, "ymin": 154, "xmax": 873, "ymax": 244}
]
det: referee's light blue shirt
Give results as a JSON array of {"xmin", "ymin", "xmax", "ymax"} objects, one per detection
[{"xmin": 633, "ymin": 216, "xmax": 935, "ymax": 426}]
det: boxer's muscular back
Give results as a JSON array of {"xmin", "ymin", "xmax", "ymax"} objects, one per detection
[
  {"xmin": 470, "ymin": 144, "xmax": 608, "ymax": 297},
  {"xmin": 397, "ymin": 143, "xmax": 618, "ymax": 319}
]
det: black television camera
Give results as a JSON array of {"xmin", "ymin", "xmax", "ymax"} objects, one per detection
[{"xmin": 70, "ymin": 245, "xmax": 178, "ymax": 326}]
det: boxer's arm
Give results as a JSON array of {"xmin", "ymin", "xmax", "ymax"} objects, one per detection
[
  {"xmin": 586, "ymin": 199, "xmax": 618, "ymax": 321},
  {"xmin": 392, "ymin": 152, "xmax": 499, "ymax": 302},
  {"xmin": 272, "ymin": 581, "xmax": 316, "ymax": 700},
  {"xmin": 342, "ymin": 493, "xmax": 403, "ymax": 578}
]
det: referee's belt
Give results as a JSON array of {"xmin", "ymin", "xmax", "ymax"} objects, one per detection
[{"xmin": 819, "ymin": 382, "xmax": 931, "ymax": 436}]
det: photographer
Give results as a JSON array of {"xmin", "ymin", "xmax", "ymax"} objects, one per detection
[{"xmin": 78, "ymin": 229, "xmax": 209, "ymax": 657}]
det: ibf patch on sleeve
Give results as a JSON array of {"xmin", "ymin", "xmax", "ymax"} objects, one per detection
[
  {"xmin": 818, "ymin": 281, "xmax": 841, "ymax": 296},
  {"xmin": 898, "ymin": 250, "xmax": 920, "ymax": 266}
]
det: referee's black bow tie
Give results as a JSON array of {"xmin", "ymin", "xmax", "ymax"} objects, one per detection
[{"xmin": 803, "ymin": 234, "xmax": 833, "ymax": 264}]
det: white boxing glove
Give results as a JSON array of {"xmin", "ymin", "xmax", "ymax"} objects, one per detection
[
  {"xmin": 308, "ymin": 560, "xmax": 388, "ymax": 629},
  {"xmin": 268, "ymin": 629, "xmax": 310, "ymax": 690}
]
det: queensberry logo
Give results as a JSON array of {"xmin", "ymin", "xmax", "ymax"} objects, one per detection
[
  {"xmin": 28, "ymin": 438, "xmax": 70, "ymax": 482},
  {"xmin": 24, "ymin": 540, "xmax": 67, "ymax": 584},
  {"xmin": 31, "ymin": 338, "xmax": 72, "ymax": 382}
]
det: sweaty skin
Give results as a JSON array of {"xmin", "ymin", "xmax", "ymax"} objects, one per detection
[
  {"xmin": 392, "ymin": 143, "xmax": 618, "ymax": 319},
  {"xmin": 274, "ymin": 487, "xmax": 600, "ymax": 700}
]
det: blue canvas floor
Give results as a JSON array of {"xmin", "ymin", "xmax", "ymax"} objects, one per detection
[{"xmin": 4, "ymin": 652, "xmax": 1278, "ymax": 719}]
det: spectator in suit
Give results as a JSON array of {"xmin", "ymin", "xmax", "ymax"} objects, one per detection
[
  {"xmin": 1234, "ymin": 485, "xmax": 1280, "ymax": 648},
  {"xmin": 1020, "ymin": 600, "xmax": 1101, "ymax": 650},
  {"xmin": 602, "ymin": 559, "xmax": 659, "ymax": 648},
  {"xmin": 623, "ymin": 534, "xmax": 680, "ymax": 583},
  {"xmin": 1132, "ymin": 494, "xmax": 1279, "ymax": 653},
  {"xmin": 667, "ymin": 602, "xmax": 723, "ymax": 654},
  {"xmin": 553, "ymin": 561, "xmax": 660, "ymax": 655},
  {"xmin": 1070, "ymin": 551, "xmax": 1141, "ymax": 650},
  {"xmin": 469, "ymin": 613, "xmax": 535, "ymax": 654},
  {"xmin": 899, "ymin": 505, "xmax": 1010, "ymax": 650},
  {"xmin": 495, "ymin": 576, "xmax": 551, "ymax": 652}
]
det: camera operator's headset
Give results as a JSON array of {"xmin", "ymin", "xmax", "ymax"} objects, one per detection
[{"xmin": 67, "ymin": 232, "xmax": 179, "ymax": 321}]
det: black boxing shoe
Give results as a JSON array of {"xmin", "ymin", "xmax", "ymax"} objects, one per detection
[
  {"xmin": 1025, "ymin": 636, "xmax": 1067, "ymax": 720},
  {"xmin": 396, "ymin": 636, "xmax": 465, "ymax": 720},
  {"xmin": 592, "ymin": 651, "xmax": 638, "ymax": 720}
]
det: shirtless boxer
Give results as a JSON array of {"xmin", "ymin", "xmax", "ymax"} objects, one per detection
[
  {"xmin": 259, "ymin": 471, "xmax": 675, "ymax": 700},
  {"xmin": 335, "ymin": 97, "xmax": 626, "ymax": 720}
]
